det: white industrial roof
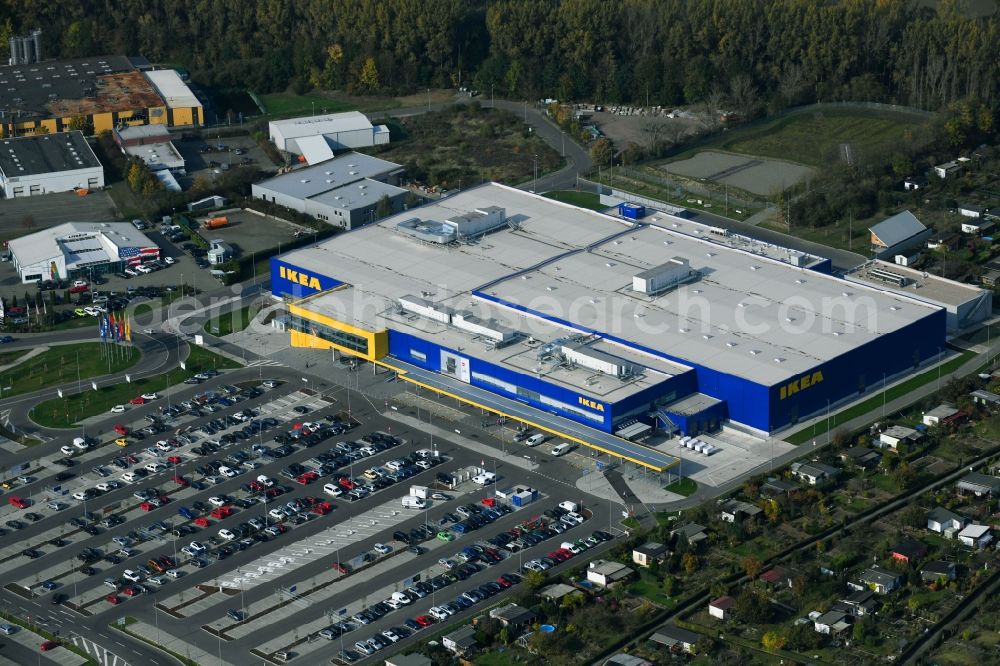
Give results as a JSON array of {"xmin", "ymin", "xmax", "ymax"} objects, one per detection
[
  {"xmin": 144, "ymin": 69, "xmax": 201, "ymax": 109},
  {"xmin": 124, "ymin": 141, "xmax": 184, "ymax": 171},
  {"xmin": 846, "ymin": 260, "xmax": 987, "ymax": 308},
  {"xmin": 282, "ymin": 183, "xmax": 941, "ymax": 387},
  {"xmin": 8, "ymin": 221, "xmax": 157, "ymax": 268},
  {"xmin": 269, "ymin": 111, "xmax": 374, "ymax": 141},
  {"xmin": 252, "ymin": 152, "xmax": 401, "ymax": 200},
  {"xmin": 296, "ymin": 134, "xmax": 335, "ymax": 165}
]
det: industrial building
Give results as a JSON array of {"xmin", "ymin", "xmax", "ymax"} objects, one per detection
[
  {"xmin": 270, "ymin": 184, "xmax": 946, "ymax": 469},
  {"xmin": 268, "ymin": 111, "xmax": 390, "ymax": 157},
  {"xmin": 845, "ymin": 260, "xmax": 990, "ymax": 331},
  {"xmin": 8, "ymin": 221, "xmax": 159, "ymax": 283},
  {"xmin": 251, "ymin": 152, "xmax": 408, "ymax": 230},
  {"xmin": 113, "ymin": 124, "xmax": 185, "ymax": 174},
  {"xmin": 0, "ymin": 130, "xmax": 104, "ymax": 198},
  {"xmin": 0, "ymin": 56, "xmax": 202, "ymax": 138}
]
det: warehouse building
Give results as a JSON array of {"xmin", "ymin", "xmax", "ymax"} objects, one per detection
[
  {"xmin": 269, "ymin": 184, "xmax": 946, "ymax": 469},
  {"xmin": 0, "ymin": 130, "xmax": 103, "ymax": 197},
  {"xmin": 8, "ymin": 221, "xmax": 159, "ymax": 283},
  {"xmin": 0, "ymin": 56, "xmax": 202, "ymax": 138},
  {"xmin": 268, "ymin": 111, "xmax": 390, "ymax": 156},
  {"xmin": 845, "ymin": 260, "xmax": 990, "ymax": 331},
  {"xmin": 251, "ymin": 152, "xmax": 408, "ymax": 230},
  {"xmin": 113, "ymin": 124, "xmax": 185, "ymax": 174}
]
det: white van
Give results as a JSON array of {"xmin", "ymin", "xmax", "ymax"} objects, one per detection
[
  {"xmin": 551, "ymin": 442, "xmax": 577, "ymax": 457},
  {"xmin": 401, "ymin": 496, "xmax": 426, "ymax": 509},
  {"xmin": 73, "ymin": 437, "xmax": 89, "ymax": 450},
  {"xmin": 323, "ymin": 483, "xmax": 343, "ymax": 497},
  {"xmin": 558, "ymin": 500, "xmax": 579, "ymax": 513},
  {"xmin": 525, "ymin": 434, "xmax": 546, "ymax": 447}
]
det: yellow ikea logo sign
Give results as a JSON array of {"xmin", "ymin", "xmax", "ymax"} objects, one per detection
[
  {"xmin": 779, "ymin": 371, "xmax": 824, "ymax": 400},
  {"xmin": 578, "ymin": 397, "xmax": 605, "ymax": 412},
  {"xmin": 279, "ymin": 265, "xmax": 321, "ymax": 291}
]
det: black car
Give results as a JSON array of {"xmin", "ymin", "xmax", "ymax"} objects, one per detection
[
  {"xmin": 54, "ymin": 471, "xmax": 75, "ymax": 481},
  {"xmin": 6, "ymin": 520, "xmax": 25, "ymax": 530},
  {"xmin": 50, "ymin": 593, "xmax": 67, "ymax": 605},
  {"xmin": 227, "ymin": 609, "xmax": 244, "ymax": 622},
  {"xmin": 22, "ymin": 548, "xmax": 41, "ymax": 558}
]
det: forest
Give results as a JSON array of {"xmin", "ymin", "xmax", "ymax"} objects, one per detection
[{"xmin": 0, "ymin": 0, "xmax": 997, "ymax": 113}]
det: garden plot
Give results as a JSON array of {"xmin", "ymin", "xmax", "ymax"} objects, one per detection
[{"xmin": 659, "ymin": 150, "xmax": 816, "ymax": 196}]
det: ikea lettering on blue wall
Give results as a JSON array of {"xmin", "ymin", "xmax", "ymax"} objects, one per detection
[
  {"xmin": 779, "ymin": 371, "xmax": 824, "ymax": 400},
  {"xmin": 578, "ymin": 397, "xmax": 605, "ymax": 412},
  {"xmin": 270, "ymin": 258, "xmax": 341, "ymax": 298}
]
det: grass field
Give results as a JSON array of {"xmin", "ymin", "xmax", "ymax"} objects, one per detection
[
  {"xmin": 0, "ymin": 343, "xmax": 140, "ymax": 399},
  {"xmin": 32, "ymin": 346, "xmax": 240, "ymax": 428},
  {"xmin": 258, "ymin": 91, "xmax": 400, "ymax": 118},
  {"xmin": 364, "ymin": 106, "xmax": 562, "ymax": 188},
  {"xmin": 719, "ymin": 109, "xmax": 926, "ymax": 168},
  {"xmin": 543, "ymin": 190, "xmax": 605, "ymax": 210},
  {"xmin": 0, "ymin": 348, "xmax": 29, "ymax": 367},
  {"xmin": 664, "ymin": 477, "xmax": 698, "ymax": 496},
  {"xmin": 204, "ymin": 305, "xmax": 255, "ymax": 336},
  {"xmin": 786, "ymin": 349, "xmax": 975, "ymax": 444}
]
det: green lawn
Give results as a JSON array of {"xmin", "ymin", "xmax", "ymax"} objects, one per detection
[
  {"xmin": 0, "ymin": 343, "xmax": 139, "ymax": 399},
  {"xmin": 204, "ymin": 304, "xmax": 255, "ymax": 336},
  {"xmin": 720, "ymin": 109, "xmax": 926, "ymax": 168},
  {"xmin": 0, "ymin": 348, "xmax": 29, "ymax": 367},
  {"xmin": 664, "ymin": 477, "xmax": 698, "ymax": 496},
  {"xmin": 786, "ymin": 349, "xmax": 975, "ymax": 444},
  {"xmin": 258, "ymin": 91, "xmax": 399, "ymax": 118},
  {"xmin": 543, "ymin": 190, "xmax": 606, "ymax": 211},
  {"xmin": 32, "ymin": 346, "xmax": 240, "ymax": 428}
]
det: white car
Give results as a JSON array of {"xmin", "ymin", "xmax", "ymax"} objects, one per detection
[
  {"xmin": 156, "ymin": 440, "xmax": 173, "ymax": 452},
  {"xmin": 84, "ymin": 306, "xmax": 101, "ymax": 317},
  {"xmin": 384, "ymin": 460, "xmax": 404, "ymax": 471},
  {"xmin": 122, "ymin": 569, "xmax": 142, "ymax": 582},
  {"xmin": 384, "ymin": 597, "xmax": 404, "ymax": 610},
  {"xmin": 145, "ymin": 462, "xmax": 166, "ymax": 473},
  {"xmin": 218, "ymin": 529, "xmax": 236, "ymax": 541},
  {"xmin": 72, "ymin": 491, "xmax": 89, "ymax": 501},
  {"xmin": 269, "ymin": 508, "xmax": 286, "ymax": 520},
  {"xmin": 96, "ymin": 481, "xmax": 119, "ymax": 492},
  {"xmin": 219, "ymin": 466, "xmax": 238, "ymax": 478},
  {"xmin": 563, "ymin": 511, "xmax": 585, "ymax": 525},
  {"xmin": 438, "ymin": 558, "xmax": 456, "ymax": 570},
  {"xmin": 208, "ymin": 496, "xmax": 227, "ymax": 507},
  {"xmin": 323, "ymin": 483, "xmax": 343, "ymax": 498},
  {"xmin": 180, "ymin": 547, "xmax": 196, "ymax": 558},
  {"xmin": 373, "ymin": 543, "xmax": 391, "ymax": 555},
  {"xmin": 163, "ymin": 257, "xmax": 175, "ymax": 265},
  {"xmin": 72, "ymin": 279, "xmax": 87, "ymax": 288},
  {"xmin": 110, "ymin": 404, "xmax": 126, "ymax": 414},
  {"xmin": 121, "ymin": 471, "xmax": 139, "ymax": 483},
  {"xmin": 141, "ymin": 393, "xmax": 158, "ymax": 401},
  {"xmin": 382, "ymin": 629, "xmax": 401, "ymax": 643},
  {"xmin": 135, "ymin": 265, "xmax": 152, "ymax": 274},
  {"xmin": 165, "ymin": 569, "xmax": 181, "ymax": 578},
  {"xmin": 189, "ymin": 541, "xmax": 207, "ymax": 553},
  {"xmin": 124, "ymin": 268, "xmax": 138, "ymax": 277},
  {"xmin": 60, "ymin": 445, "xmax": 75, "ymax": 456}
]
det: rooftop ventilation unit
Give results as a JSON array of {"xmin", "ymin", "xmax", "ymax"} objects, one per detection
[
  {"xmin": 398, "ymin": 295, "xmax": 453, "ymax": 324},
  {"xmin": 561, "ymin": 343, "xmax": 635, "ymax": 378},
  {"xmin": 632, "ymin": 257, "xmax": 696, "ymax": 295},
  {"xmin": 452, "ymin": 311, "xmax": 517, "ymax": 343}
]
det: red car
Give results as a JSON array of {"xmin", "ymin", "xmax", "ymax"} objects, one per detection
[
  {"xmin": 40, "ymin": 641, "xmax": 59, "ymax": 652},
  {"xmin": 265, "ymin": 487, "xmax": 283, "ymax": 498},
  {"xmin": 8, "ymin": 496, "xmax": 28, "ymax": 509},
  {"xmin": 68, "ymin": 284, "xmax": 88, "ymax": 294},
  {"xmin": 159, "ymin": 555, "xmax": 175, "ymax": 568},
  {"xmin": 481, "ymin": 497, "xmax": 497, "ymax": 507},
  {"xmin": 414, "ymin": 615, "xmax": 435, "ymax": 627},
  {"xmin": 311, "ymin": 501, "xmax": 333, "ymax": 516},
  {"xmin": 157, "ymin": 495, "xmax": 170, "ymax": 505},
  {"xmin": 106, "ymin": 594, "xmax": 121, "ymax": 605},
  {"xmin": 248, "ymin": 480, "xmax": 265, "ymax": 492},
  {"xmin": 496, "ymin": 576, "xmax": 512, "ymax": 589},
  {"xmin": 548, "ymin": 551, "xmax": 568, "ymax": 563},
  {"xmin": 210, "ymin": 506, "xmax": 233, "ymax": 519},
  {"xmin": 167, "ymin": 456, "xmax": 182, "ymax": 464},
  {"xmin": 139, "ymin": 502, "xmax": 154, "ymax": 512},
  {"xmin": 114, "ymin": 424, "xmax": 130, "ymax": 436},
  {"xmin": 294, "ymin": 474, "xmax": 311, "ymax": 486},
  {"xmin": 331, "ymin": 562, "xmax": 349, "ymax": 574},
  {"xmin": 129, "ymin": 396, "xmax": 146, "ymax": 405},
  {"xmin": 337, "ymin": 477, "xmax": 356, "ymax": 491},
  {"xmin": 173, "ymin": 475, "xmax": 189, "ymax": 486},
  {"xmin": 121, "ymin": 585, "xmax": 139, "ymax": 597},
  {"xmin": 193, "ymin": 517, "xmax": 211, "ymax": 527},
  {"xmin": 125, "ymin": 454, "xmax": 139, "ymax": 464}
]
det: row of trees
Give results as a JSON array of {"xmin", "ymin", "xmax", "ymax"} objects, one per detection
[{"xmin": 1, "ymin": 1, "xmax": 997, "ymax": 111}]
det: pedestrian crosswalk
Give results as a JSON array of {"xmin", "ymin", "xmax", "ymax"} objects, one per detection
[
  {"xmin": 70, "ymin": 635, "xmax": 129, "ymax": 666},
  {"xmin": 247, "ymin": 359, "xmax": 284, "ymax": 367}
]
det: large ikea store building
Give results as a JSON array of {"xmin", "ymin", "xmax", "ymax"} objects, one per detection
[{"xmin": 270, "ymin": 184, "xmax": 946, "ymax": 470}]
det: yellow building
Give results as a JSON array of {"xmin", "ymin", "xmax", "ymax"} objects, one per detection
[{"xmin": 0, "ymin": 56, "xmax": 202, "ymax": 138}]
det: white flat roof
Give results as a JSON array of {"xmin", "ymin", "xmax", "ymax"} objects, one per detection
[
  {"xmin": 846, "ymin": 260, "xmax": 987, "ymax": 307},
  {"xmin": 253, "ymin": 152, "xmax": 401, "ymax": 200},
  {"xmin": 144, "ymin": 69, "xmax": 201, "ymax": 109},
  {"xmin": 124, "ymin": 141, "xmax": 184, "ymax": 170},
  {"xmin": 8, "ymin": 221, "xmax": 157, "ymax": 268},
  {"xmin": 282, "ymin": 184, "xmax": 941, "ymax": 387},
  {"xmin": 270, "ymin": 111, "xmax": 374, "ymax": 140}
]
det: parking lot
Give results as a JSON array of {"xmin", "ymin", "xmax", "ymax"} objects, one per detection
[
  {"xmin": 173, "ymin": 136, "xmax": 280, "ymax": 191},
  {"xmin": 190, "ymin": 208, "xmax": 311, "ymax": 260},
  {"xmin": 0, "ymin": 366, "xmax": 616, "ymax": 664}
]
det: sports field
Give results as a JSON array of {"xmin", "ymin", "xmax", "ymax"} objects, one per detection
[
  {"xmin": 720, "ymin": 109, "xmax": 926, "ymax": 168},
  {"xmin": 660, "ymin": 150, "xmax": 816, "ymax": 197}
]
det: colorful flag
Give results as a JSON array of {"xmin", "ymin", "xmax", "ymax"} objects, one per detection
[{"xmin": 125, "ymin": 317, "xmax": 131, "ymax": 342}]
